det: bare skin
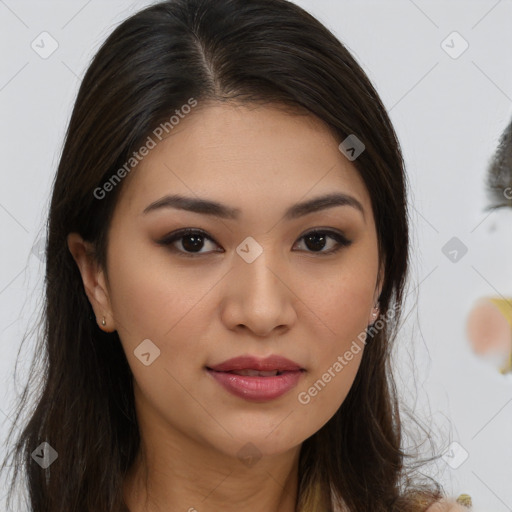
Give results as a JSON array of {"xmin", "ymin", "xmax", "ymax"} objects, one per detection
[
  {"xmin": 68, "ymin": 102, "xmax": 384, "ymax": 511},
  {"xmin": 426, "ymin": 501, "xmax": 471, "ymax": 512}
]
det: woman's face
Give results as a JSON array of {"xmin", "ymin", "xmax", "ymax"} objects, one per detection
[{"xmin": 86, "ymin": 102, "xmax": 382, "ymax": 459}]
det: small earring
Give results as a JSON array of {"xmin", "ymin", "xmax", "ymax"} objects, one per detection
[
  {"xmin": 372, "ymin": 302, "xmax": 380, "ymax": 318},
  {"xmin": 101, "ymin": 316, "xmax": 106, "ymax": 326}
]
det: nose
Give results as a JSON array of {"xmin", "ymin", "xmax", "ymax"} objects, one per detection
[{"xmin": 219, "ymin": 245, "xmax": 297, "ymax": 337}]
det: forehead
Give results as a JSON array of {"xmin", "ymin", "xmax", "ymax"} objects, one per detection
[{"xmin": 117, "ymin": 102, "xmax": 372, "ymax": 219}]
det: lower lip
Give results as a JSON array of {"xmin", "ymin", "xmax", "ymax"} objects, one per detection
[{"xmin": 207, "ymin": 369, "xmax": 304, "ymax": 402}]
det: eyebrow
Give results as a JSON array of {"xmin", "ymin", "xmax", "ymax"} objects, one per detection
[{"xmin": 142, "ymin": 192, "xmax": 365, "ymax": 221}]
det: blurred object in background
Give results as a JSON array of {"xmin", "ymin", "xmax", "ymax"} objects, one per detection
[
  {"xmin": 466, "ymin": 297, "xmax": 512, "ymax": 374},
  {"xmin": 466, "ymin": 118, "xmax": 512, "ymax": 375},
  {"xmin": 486, "ymin": 118, "xmax": 512, "ymax": 210}
]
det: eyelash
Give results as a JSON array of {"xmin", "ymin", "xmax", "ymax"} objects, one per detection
[{"xmin": 157, "ymin": 228, "xmax": 352, "ymax": 258}]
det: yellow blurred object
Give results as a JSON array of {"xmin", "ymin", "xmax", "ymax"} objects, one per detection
[
  {"xmin": 456, "ymin": 493, "xmax": 473, "ymax": 508},
  {"xmin": 489, "ymin": 298, "xmax": 512, "ymax": 374},
  {"xmin": 489, "ymin": 298, "xmax": 512, "ymax": 327}
]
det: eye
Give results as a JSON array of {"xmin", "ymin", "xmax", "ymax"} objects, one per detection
[
  {"xmin": 157, "ymin": 228, "xmax": 221, "ymax": 257},
  {"xmin": 293, "ymin": 229, "xmax": 352, "ymax": 255},
  {"xmin": 157, "ymin": 228, "xmax": 352, "ymax": 257}
]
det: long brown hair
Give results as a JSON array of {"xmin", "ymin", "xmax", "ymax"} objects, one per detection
[{"xmin": 2, "ymin": 0, "xmax": 445, "ymax": 510}]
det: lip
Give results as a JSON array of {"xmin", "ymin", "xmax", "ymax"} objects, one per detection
[
  {"xmin": 208, "ymin": 355, "xmax": 303, "ymax": 372},
  {"xmin": 206, "ymin": 355, "xmax": 305, "ymax": 402}
]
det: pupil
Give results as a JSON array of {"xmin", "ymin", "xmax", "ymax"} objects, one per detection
[
  {"xmin": 305, "ymin": 232, "xmax": 326, "ymax": 251},
  {"xmin": 182, "ymin": 234, "xmax": 203, "ymax": 252}
]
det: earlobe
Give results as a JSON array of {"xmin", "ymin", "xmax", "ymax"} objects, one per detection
[
  {"xmin": 368, "ymin": 302, "xmax": 380, "ymax": 325},
  {"xmin": 66, "ymin": 233, "xmax": 116, "ymax": 332}
]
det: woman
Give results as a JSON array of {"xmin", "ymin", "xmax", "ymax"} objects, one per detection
[{"xmin": 1, "ymin": 0, "xmax": 472, "ymax": 510}]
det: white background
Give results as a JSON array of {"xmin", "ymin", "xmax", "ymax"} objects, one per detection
[{"xmin": 1, "ymin": 0, "xmax": 511, "ymax": 510}]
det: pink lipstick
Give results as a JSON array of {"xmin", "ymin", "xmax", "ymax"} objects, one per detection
[{"xmin": 206, "ymin": 355, "xmax": 304, "ymax": 402}]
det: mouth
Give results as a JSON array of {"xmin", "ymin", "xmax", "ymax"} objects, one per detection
[
  {"xmin": 211, "ymin": 369, "xmax": 294, "ymax": 377},
  {"xmin": 207, "ymin": 354, "xmax": 304, "ymax": 373},
  {"xmin": 205, "ymin": 355, "xmax": 305, "ymax": 401}
]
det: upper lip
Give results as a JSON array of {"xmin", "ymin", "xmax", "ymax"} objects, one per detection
[{"xmin": 207, "ymin": 355, "xmax": 303, "ymax": 372}]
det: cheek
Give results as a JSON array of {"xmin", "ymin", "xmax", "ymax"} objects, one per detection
[
  {"xmin": 105, "ymin": 244, "xmax": 214, "ymax": 420},
  {"xmin": 106, "ymin": 232, "xmax": 210, "ymax": 343},
  {"xmin": 293, "ymin": 253, "xmax": 377, "ymax": 348},
  {"xmin": 294, "ymin": 283, "xmax": 368, "ymax": 418},
  {"xmin": 303, "ymin": 276, "xmax": 372, "ymax": 338},
  {"xmin": 291, "ymin": 256, "xmax": 376, "ymax": 422},
  {"xmin": 105, "ymin": 233, "xmax": 221, "ymax": 392},
  {"xmin": 292, "ymin": 301, "xmax": 367, "ymax": 434},
  {"xmin": 296, "ymin": 350, "xmax": 363, "ymax": 428}
]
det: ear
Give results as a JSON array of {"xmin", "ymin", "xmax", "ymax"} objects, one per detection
[{"xmin": 67, "ymin": 233, "xmax": 116, "ymax": 332}]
